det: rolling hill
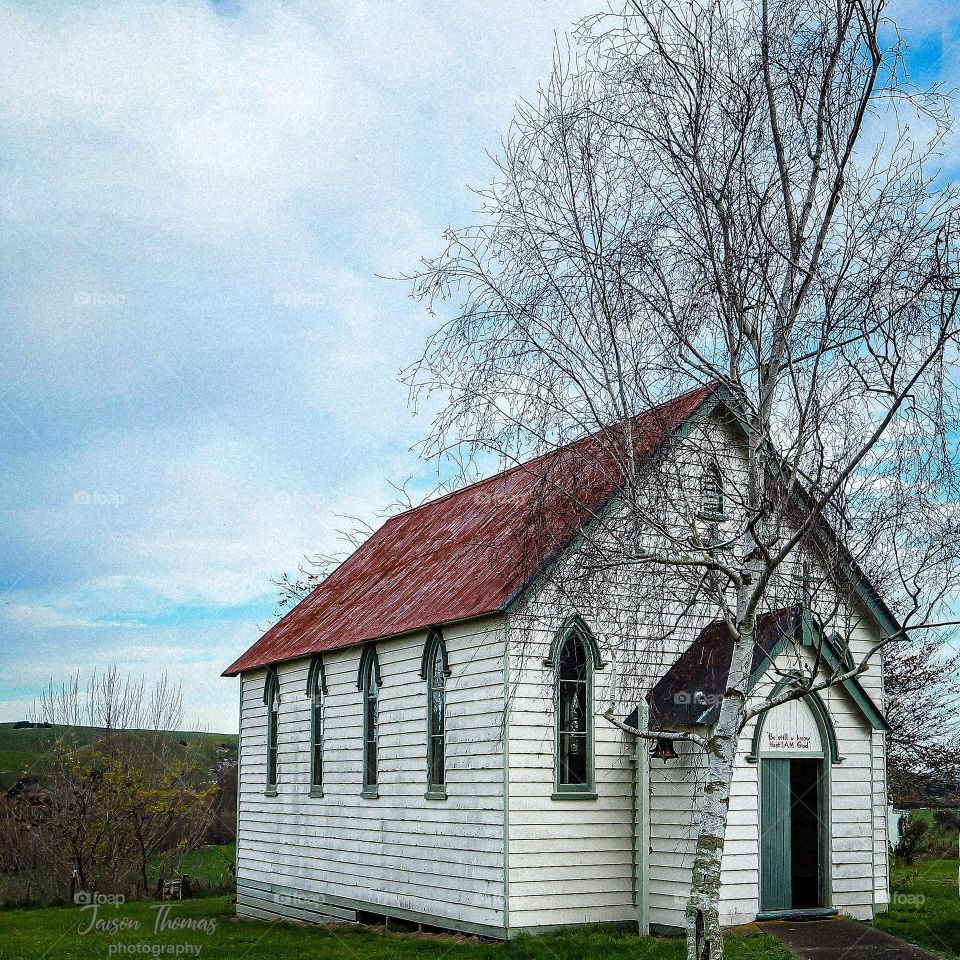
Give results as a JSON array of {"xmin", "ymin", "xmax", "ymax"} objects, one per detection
[{"xmin": 0, "ymin": 722, "xmax": 238, "ymax": 791}]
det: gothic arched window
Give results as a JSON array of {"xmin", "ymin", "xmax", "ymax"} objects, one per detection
[
  {"xmin": 701, "ymin": 462, "xmax": 724, "ymax": 516},
  {"xmin": 358, "ymin": 646, "xmax": 381, "ymax": 797},
  {"xmin": 423, "ymin": 630, "xmax": 449, "ymax": 797},
  {"xmin": 556, "ymin": 633, "xmax": 591, "ymax": 790},
  {"xmin": 306, "ymin": 656, "xmax": 325, "ymax": 795},
  {"xmin": 264, "ymin": 667, "xmax": 280, "ymax": 792}
]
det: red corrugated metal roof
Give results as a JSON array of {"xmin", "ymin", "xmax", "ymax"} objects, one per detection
[{"xmin": 223, "ymin": 385, "xmax": 715, "ymax": 675}]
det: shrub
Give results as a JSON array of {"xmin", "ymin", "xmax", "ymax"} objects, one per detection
[
  {"xmin": 932, "ymin": 808, "xmax": 960, "ymax": 833},
  {"xmin": 895, "ymin": 814, "xmax": 929, "ymax": 865}
]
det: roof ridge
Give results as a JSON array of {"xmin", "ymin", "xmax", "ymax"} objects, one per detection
[
  {"xmin": 383, "ymin": 384, "xmax": 715, "ymax": 525},
  {"xmin": 223, "ymin": 381, "xmax": 717, "ymax": 676}
]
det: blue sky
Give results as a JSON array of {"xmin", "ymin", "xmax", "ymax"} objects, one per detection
[{"xmin": 1, "ymin": 0, "xmax": 957, "ymax": 733}]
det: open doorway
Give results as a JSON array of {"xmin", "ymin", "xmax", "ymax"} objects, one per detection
[
  {"xmin": 790, "ymin": 758, "xmax": 822, "ymax": 909},
  {"xmin": 760, "ymin": 756, "xmax": 825, "ymax": 913}
]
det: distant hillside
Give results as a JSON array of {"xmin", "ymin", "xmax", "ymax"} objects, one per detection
[{"xmin": 0, "ymin": 722, "xmax": 238, "ymax": 791}]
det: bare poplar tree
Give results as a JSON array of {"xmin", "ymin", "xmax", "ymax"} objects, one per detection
[
  {"xmin": 34, "ymin": 665, "xmax": 183, "ymax": 735},
  {"xmin": 407, "ymin": 1, "xmax": 960, "ymax": 956}
]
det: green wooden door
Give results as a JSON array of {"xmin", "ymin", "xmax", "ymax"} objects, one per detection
[{"xmin": 760, "ymin": 759, "xmax": 792, "ymax": 912}]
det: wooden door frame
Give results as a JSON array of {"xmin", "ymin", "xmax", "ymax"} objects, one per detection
[{"xmin": 758, "ymin": 755, "xmax": 832, "ymax": 916}]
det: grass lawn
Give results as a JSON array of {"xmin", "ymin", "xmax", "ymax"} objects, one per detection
[
  {"xmin": 148, "ymin": 845, "xmax": 236, "ymax": 892},
  {"xmin": 0, "ymin": 896, "xmax": 793, "ymax": 960},
  {"xmin": 875, "ymin": 858, "xmax": 960, "ymax": 959},
  {"xmin": 178, "ymin": 845, "xmax": 235, "ymax": 887}
]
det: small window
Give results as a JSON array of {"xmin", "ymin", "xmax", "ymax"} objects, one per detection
[
  {"xmin": 701, "ymin": 463, "xmax": 724, "ymax": 516},
  {"xmin": 556, "ymin": 635, "xmax": 590, "ymax": 789},
  {"xmin": 306, "ymin": 657, "xmax": 325, "ymax": 794},
  {"xmin": 425, "ymin": 632, "xmax": 448, "ymax": 795},
  {"xmin": 264, "ymin": 668, "xmax": 280, "ymax": 792},
  {"xmin": 359, "ymin": 647, "xmax": 380, "ymax": 795}
]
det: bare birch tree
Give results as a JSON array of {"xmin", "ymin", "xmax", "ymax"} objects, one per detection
[{"xmin": 407, "ymin": 1, "xmax": 960, "ymax": 956}]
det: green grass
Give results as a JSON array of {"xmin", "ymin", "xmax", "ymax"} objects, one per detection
[
  {"xmin": 0, "ymin": 896, "xmax": 793, "ymax": 960},
  {"xmin": 875, "ymin": 858, "xmax": 960, "ymax": 959},
  {"xmin": 0, "ymin": 845, "xmax": 237, "ymax": 909},
  {"xmin": 176, "ymin": 845, "xmax": 235, "ymax": 886},
  {"xmin": 0, "ymin": 723, "xmax": 238, "ymax": 790},
  {"xmin": 147, "ymin": 844, "xmax": 236, "ymax": 894}
]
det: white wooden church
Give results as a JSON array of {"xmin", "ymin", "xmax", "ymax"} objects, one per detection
[{"xmin": 224, "ymin": 385, "xmax": 891, "ymax": 937}]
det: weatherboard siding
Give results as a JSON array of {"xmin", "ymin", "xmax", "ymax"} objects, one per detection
[
  {"xmin": 232, "ymin": 403, "xmax": 891, "ymax": 935},
  {"xmin": 501, "ymin": 418, "xmax": 892, "ymax": 934},
  {"xmin": 499, "ymin": 416, "xmax": 733, "ymax": 933},
  {"xmin": 236, "ymin": 615, "xmax": 508, "ymax": 934},
  {"xmin": 647, "ymin": 634, "xmax": 886, "ymax": 933},
  {"xmin": 648, "ymin": 737, "xmax": 701, "ymax": 931},
  {"xmin": 505, "ymin": 618, "xmax": 638, "ymax": 932},
  {"xmin": 821, "ymin": 681, "xmax": 877, "ymax": 919}
]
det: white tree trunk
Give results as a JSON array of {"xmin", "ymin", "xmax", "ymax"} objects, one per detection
[{"xmin": 684, "ymin": 611, "xmax": 757, "ymax": 960}]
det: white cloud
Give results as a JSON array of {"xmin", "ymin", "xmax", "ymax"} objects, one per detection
[
  {"xmin": 0, "ymin": 0, "xmax": 598, "ymax": 728},
  {"xmin": 0, "ymin": 603, "xmax": 137, "ymax": 631},
  {"xmin": 6, "ymin": 0, "xmax": 948, "ymax": 732}
]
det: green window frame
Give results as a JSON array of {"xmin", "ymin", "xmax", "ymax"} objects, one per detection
[
  {"xmin": 357, "ymin": 646, "xmax": 381, "ymax": 798},
  {"xmin": 306, "ymin": 656, "xmax": 326, "ymax": 796},
  {"xmin": 264, "ymin": 667, "xmax": 280, "ymax": 795},
  {"xmin": 548, "ymin": 617, "xmax": 603, "ymax": 800},
  {"xmin": 421, "ymin": 628, "xmax": 450, "ymax": 799}
]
